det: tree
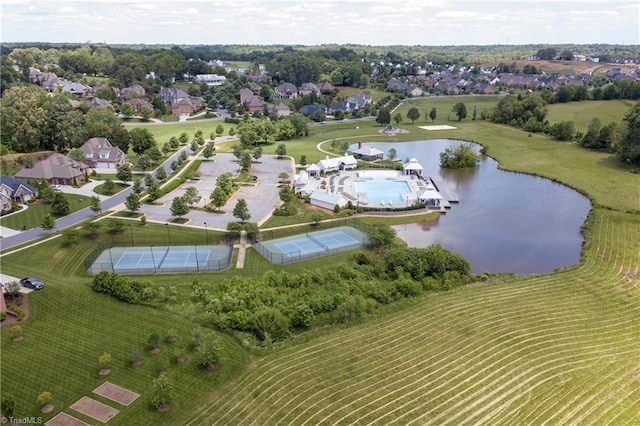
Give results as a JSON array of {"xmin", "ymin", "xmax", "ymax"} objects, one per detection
[
  {"xmin": 394, "ymin": 112, "xmax": 403, "ymax": 125},
  {"xmin": 278, "ymin": 172, "xmax": 290, "ymax": 183},
  {"xmin": 407, "ymin": 107, "xmax": 420, "ymax": 124},
  {"xmin": 311, "ymin": 212, "xmax": 324, "ymax": 227},
  {"xmin": 170, "ymin": 196, "xmax": 189, "ymax": 218},
  {"xmin": 289, "ymin": 113, "xmax": 309, "ymax": 137},
  {"xmin": 132, "ymin": 179, "xmax": 143, "ymax": 194},
  {"xmin": 216, "ymin": 172, "xmax": 234, "ymax": 196},
  {"xmin": 275, "ymin": 143, "xmax": 287, "ymax": 158},
  {"xmin": 233, "ymin": 199, "xmax": 251, "ymax": 223},
  {"xmin": 190, "ymin": 140, "xmax": 199, "ymax": 153},
  {"xmin": 37, "ymin": 391, "xmax": 53, "ymax": 406},
  {"xmin": 439, "ymin": 142, "xmax": 480, "ymax": 168},
  {"xmin": 116, "ymin": 164, "xmax": 132, "ymax": 184},
  {"xmin": 149, "ymin": 376, "xmax": 176, "ymax": 409},
  {"xmin": 215, "ymin": 124, "xmax": 224, "ymax": 137},
  {"xmin": 5, "ymin": 281, "xmax": 21, "ymax": 302},
  {"xmin": 40, "ymin": 214, "xmax": 56, "ymax": 231},
  {"xmin": 140, "ymin": 106, "xmax": 153, "ymax": 121},
  {"xmin": 388, "ymin": 148, "xmax": 397, "ymax": 161},
  {"xmin": 103, "ymin": 178, "xmax": 116, "ymax": 195},
  {"xmin": 252, "ymin": 146, "xmax": 263, "ymax": 161},
  {"xmin": 125, "ymin": 192, "xmax": 141, "ymax": 213},
  {"xmin": 300, "ymin": 155, "xmax": 307, "ymax": 166},
  {"xmin": 69, "ymin": 148, "xmax": 85, "ymax": 162},
  {"xmin": 155, "ymin": 167, "xmax": 167, "ymax": 182},
  {"xmin": 279, "ymin": 185, "xmax": 295, "ymax": 202},
  {"xmin": 376, "ymin": 107, "xmax": 391, "ymax": 126},
  {"xmin": 90, "ymin": 196, "xmax": 102, "ymax": 214},
  {"xmin": 228, "ymin": 127, "xmax": 235, "ymax": 137},
  {"xmin": 178, "ymin": 132, "xmax": 190, "ymax": 145},
  {"xmin": 195, "ymin": 342, "xmax": 220, "ymax": 369},
  {"xmin": 210, "ymin": 187, "xmax": 228, "ymax": 211},
  {"xmin": 1, "ymin": 394, "xmax": 16, "ymax": 418},
  {"xmin": 429, "ymin": 107, "xmax": 437, "ymax": 124},
  {"xmin": 366, "ymin": 223, "xmax": 397, "ymax": 248},
  {"xmin": 618, "ymin": 101, "xmax": 640, "ymax": 164},
  {"xmin": 240, "ymin": 152, "xmax": 253, "ymax": 171},
  {"xmin": 50, "ymin": 192, "xmax": 70, "ymax": 215},
  {"xmin": 183, "ymin": 187, "xmax": 201, "ymax": 208},
  {"xmin": 549, "ymin": 121, "xmax": 575, "ymax": 141},
  {"xmin": 83, "ymin": 220, "xmax": 101, "ymax": 237},
  {"xmin": 129, "ymin": 128, "xmax": 157, "ymax": 155},
  {"xmin": 203, "ymin": 142, "xmax": 215, "ymax": 159},
  {"xmin": 121, "ymin": 102, "xmax": 134, "ymax": 118},
  {"xmin": 452, "ymin": 102, "xmax": 467, "ymax": 121},
  {"xmin": 98, "ymin": 352, "xmax": 112, "ymax": 368}
]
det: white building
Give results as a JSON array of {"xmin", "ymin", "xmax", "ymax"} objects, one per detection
[
  {"xmin": 309, "ymin": 191, "xmax": 348, "ymax": 210},
  {"xmin": 195, "ymin": 74, "xmax": 227, "ymax": 86},
  {"xmin": 309, "ymin": 155, "xmax": 358, "ymax": 176}
]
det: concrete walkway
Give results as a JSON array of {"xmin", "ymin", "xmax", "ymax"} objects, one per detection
[{"xmin": 235, "ymin": 231, "xmax": 248, "ymax": 269}]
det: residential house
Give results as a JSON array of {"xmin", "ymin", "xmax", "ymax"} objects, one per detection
[
  {"xmin": 0, "ymin": 176, "xmax": 38, "ymax": 212},
  {"xmin": 239, "ymin": 88, "xmax": 255, "ymax": 105},
  {"xmin": 299, "ymin": 82, "xmax": 320, "ymax": 96},
  {"xmin": 245, "ymin": 96, "xmax": 266, "ymax": 114},
  {"xmin": 128, "ymin": 98, "xmax": 154, "ymax": 114},
  {"xmin": 120, "ymin": 84, "xmax": 146, "ymax": 100},
  {"xmin": 269, "ymin": 102, "xmax": 291, "ymax": 117},
  {"xmin": 275, "ymin": 82, "xmax": 298, "ymax": 99},
  {"xmin": 159, "ymin": 87, "xmax": 204, "ymax": 116},
  {"xmin": 62, "ymin": 81, "xmax": 90, "ymax": 97},
  {"xmin": 318, "ymin": 81, "xmax": 335, "ymax": 94},
  {"xmin": 248, "ymin": 82, "xmax": 262, "ymax": 94},
  {"xmin": 299, "ymin": 104, "xmax": 327, "ymax": 116},
  {"xmin": 80, "ymin": 137, "xmax": 127, "ymax": 169},
  {"xmin": 15, "ymin": 153, "xmax": 90, "ymax": 186},
  {"xmin": 90, "ymin": 97, "xmax": 111, "ymax": 109},
  {"xmin": 329, "ymin": 101, "xmax": 350, "ymax": 114},
  {"xmin": 347, "ymin": 92, "xmax": 372, "ymax": 109},
  {"xmin": 293, "ymin": 171, "xmax": 314, "ymax": 196}
]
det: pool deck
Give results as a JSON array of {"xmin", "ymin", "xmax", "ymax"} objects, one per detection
[{"xmin": 321, "ymin": 170, "xmax": 458, "ymax": 210}]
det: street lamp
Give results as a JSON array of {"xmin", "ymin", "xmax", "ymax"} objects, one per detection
[
  {"xmin": 150, "ymin": 245, "xmax": 157, "ymax": 274},
  {"xmin": 204, "ymin": 222, "xmax": 209, "ymax": 245},
  {"xmin": 165, "ymin": 223, "xmax": 172, "ymax": 246},
  {"xmin": 128, "ymin": 223, "xmax": 134, "ymax": 246}
]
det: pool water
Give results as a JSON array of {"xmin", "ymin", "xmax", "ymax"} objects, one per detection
[{"xmin": 354, "ymin": 178, "xmax": 410, "ymax": 204}]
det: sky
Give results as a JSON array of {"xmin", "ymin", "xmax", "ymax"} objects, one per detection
[{"xmin": 2, "ymin": 0, "xmax": 639, "ymax": 46}]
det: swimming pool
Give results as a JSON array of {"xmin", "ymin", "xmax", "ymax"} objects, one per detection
[{"xmin": 354, "ymin": 176, "xmax": 410, "ymax": 204}]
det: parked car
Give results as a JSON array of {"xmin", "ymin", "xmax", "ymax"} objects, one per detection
[
  {"xmin": 20, "ymin": 277, "xmax": 45, "ymax": 290},
  {"xmin": 250, "ymin": 175, "xmax": 258, "ymax": 181},
  {"xmin": 52, "ymin": 184, "xmax": 62, "ymax": 192}
]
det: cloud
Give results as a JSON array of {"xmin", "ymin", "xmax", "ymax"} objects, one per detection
[{"xmin": 435, "ymin": 10, "xmax": 478, "ymax": 18}]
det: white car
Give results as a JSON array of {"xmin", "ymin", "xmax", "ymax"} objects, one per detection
[{"xmin": 52, "ymin": 185, "xmax": 62, "ymax": 192}]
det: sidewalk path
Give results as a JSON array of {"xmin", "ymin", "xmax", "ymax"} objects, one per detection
[{"xmin": 235, "ymin": 231, "xmax": 248, "ymax": 269}]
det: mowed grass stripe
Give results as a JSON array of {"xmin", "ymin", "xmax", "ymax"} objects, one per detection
[
  {"xmin": 189, "ymin": 209, "xmax": 639, "ymax": 425},
  {"xmin": 299, "ymin": 297, "xmax": 636, "ymax": 425}
]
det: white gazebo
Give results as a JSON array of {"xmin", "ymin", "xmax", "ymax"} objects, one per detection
[
  {"xmin": 418, "ymin": 187, "xmax": 443, "ymax": 207},
  {"xmin": 403, "ymin": 157, "xmax": 424, "ymax": 176}
]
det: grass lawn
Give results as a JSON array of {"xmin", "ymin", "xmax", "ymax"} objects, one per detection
[
  {"xmin": 0, "ymin": 194, "xmax": 93, "ymax": 230},
  {"xmin": 93, "ymin": 182, "xmax": 129, "ymax": 196},
  {"xmin": 546, "ymin": 99, "xmax": 634, "ymax": 130},
  {"xmin": 1, "ymin": 99, "xmax": 638, "ymax": 424}
]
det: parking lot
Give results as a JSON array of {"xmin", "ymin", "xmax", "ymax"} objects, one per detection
[{"xmin": 139, "ymin": 153, "xmax": 294, "ymax": 230}]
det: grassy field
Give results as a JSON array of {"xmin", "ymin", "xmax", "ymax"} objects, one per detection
[
  {"xmin": 1, "ymin": 99, "xmax": 639, "ymax": 424},
  {"xmin": 546, "ymin": 99, "xmax": 634, "ymax": 130}
]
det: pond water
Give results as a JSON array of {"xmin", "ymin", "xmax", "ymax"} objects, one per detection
[{"xmin": 353, "ymin": 140, "xmax": 592, "ymax": 274}]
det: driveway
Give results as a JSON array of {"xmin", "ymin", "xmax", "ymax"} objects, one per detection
[{"xmin": 139, "ymin": 153, "xmax": 294, "ymax": 230}]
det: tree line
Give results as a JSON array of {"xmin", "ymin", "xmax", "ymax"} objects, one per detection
[{"xmin": 489, "ymin": 93, "xmax": 640, "ymax": 164}]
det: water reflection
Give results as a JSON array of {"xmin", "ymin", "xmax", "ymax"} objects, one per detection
[{"xmin": 352, "ymin": 140, "xmax": 591, "ymax": 274}]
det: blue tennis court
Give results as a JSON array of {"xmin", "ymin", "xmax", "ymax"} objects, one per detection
[
  {"xmin": 87, "ymin": 245, "xmax": 232, "ymax": 274},
  {"xmin": 255, "ymin": 226, "xmax": 369, "ymax": 264}
]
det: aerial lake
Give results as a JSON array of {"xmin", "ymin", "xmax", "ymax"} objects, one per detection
[{"xmin": 354, "ymin": 140, "xmax": 592, "ymax": 275}]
